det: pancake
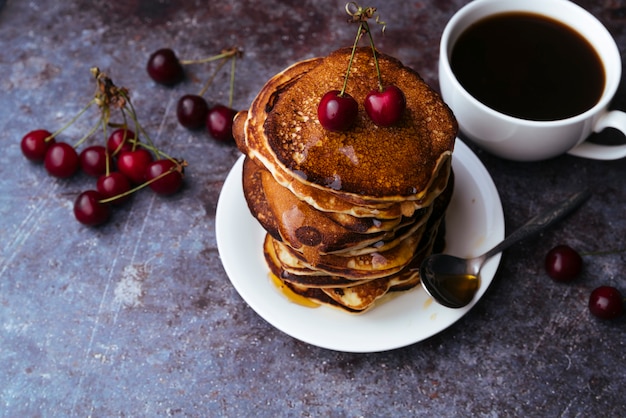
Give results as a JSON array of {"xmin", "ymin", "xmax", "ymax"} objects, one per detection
[
  {"xmin": 272, "ymin": 219, "xmax": 443, "ymax": 313},
  {"xmin": 234, "ymin": 46, "xmax": 458, "ymax": 313},
  {"xmin": 235, "ymin": 47, "xmax": 457, "ymax": 205},
  {"xmin": 243, "ymin": 156, "xmax": 406, "ymax": 254}
]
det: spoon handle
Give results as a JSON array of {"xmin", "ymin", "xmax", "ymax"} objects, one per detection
[{"xmin": 483, "ymin": 189, "xmax": 591, "ymax": 260}]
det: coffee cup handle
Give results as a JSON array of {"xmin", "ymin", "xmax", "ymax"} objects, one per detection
[{"xmin": 567, "ymin": 110, "xmax": 626, "ymax": 160}]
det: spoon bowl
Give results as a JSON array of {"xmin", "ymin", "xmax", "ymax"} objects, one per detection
[
  {"xmin": 420, "ymin": 190, "xmax": 591, "ymax": 309},
  {"xmin": 420, "ymin": 253, "xmax": 485, "ymax": 309}
]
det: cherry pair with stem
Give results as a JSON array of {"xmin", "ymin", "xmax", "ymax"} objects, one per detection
[
  {"xmin": 318, "ymin": 2, "xmax": 406, "ymax": 132},
  {"xmin": 147, "ymin": 46, "xmax": 241, "ymax": 142}
]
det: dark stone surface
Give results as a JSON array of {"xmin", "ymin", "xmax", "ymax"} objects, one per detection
[{"xmin": 1, "ymin": 0, "xmax": 624, "ymax": 416}]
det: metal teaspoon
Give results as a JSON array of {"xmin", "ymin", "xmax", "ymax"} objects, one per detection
[{"xmin": 419, "ymin": 189, "xmax": 591, "ymax": 309}]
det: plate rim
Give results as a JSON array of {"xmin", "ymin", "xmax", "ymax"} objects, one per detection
[{"xmin": 216, "ymin": 139, "xmax": 504, "ymax": 352}]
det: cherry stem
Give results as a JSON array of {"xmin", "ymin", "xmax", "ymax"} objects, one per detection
[
  {"xmin": 105, "ymin": 123, "xmax": 130, "ymax": 158},
  {"xmin": 46, "ymin": 98, "xmax": 97, "ymax": 143},
  {"xmin": 198, "ymin": 58, "xmax": 230, "ymax": 97},
  {"xmin": 72, "ymin": 115, "xmax": 104, "ymax": 149},
  {"xmin": 363, "ymin": 21, "xmax": 384, "ymax": 92},
  {"xmin": 100, "ymin": 117, "xmax": 114, "ymax": 175},
  {"xmin": 120, "ymin": 103, "xmax": 140, "ymax": 150},
  {"xmin": 581, "ymin": 248, "xmax": 626, "ymax": 256},
  {"xmin": 190, "ymin": 47, "xmax": 242, "ymax": 103},
  {"xmin": 342, "ymin": 3, "xmax": 386, "ymax": 94},
  {"xmin": 104, "ymin": 148, "xmax": 112, "ymax": 175},
  {"xmin": 98, "ymin": 159, "xmax": 188, "ymax": 204},
  {"xmin": 179, "ymin": 48, "xmax": 239, "ymax": 66},
  {"xmin": 228, "ymin": 53, "xmax": 237, "ymax": 109},
  {"xmin": 340, "ymin": 22, "xmax": 364, "ymax": 96},
  {"xmin": 120, "ymin": 91, "xmax": 162, "ymax": 159},
  {"xmin": 126, "ymin": 138, "xmax": 177, "ymax": 163}
]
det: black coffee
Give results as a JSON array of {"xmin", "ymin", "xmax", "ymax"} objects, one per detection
[{"xmin": 450, "ymin": 12, "xmax": 605, "ymax": 121}]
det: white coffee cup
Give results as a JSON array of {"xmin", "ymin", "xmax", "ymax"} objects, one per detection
[{"xmin": 439, "ymin": 0, "xmax": 626, "ymax": 161}]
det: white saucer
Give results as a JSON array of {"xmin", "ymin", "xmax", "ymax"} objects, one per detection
[{"xmin": 216, "ymin": 139, "xmax": 504, "ymax": 353}]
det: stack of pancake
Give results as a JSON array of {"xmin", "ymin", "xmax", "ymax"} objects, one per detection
[{"xmin": 233, "ymin": 48, "xmax": 457, "ymax": 313}]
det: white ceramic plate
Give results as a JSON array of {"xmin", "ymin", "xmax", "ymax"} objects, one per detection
[{"xmin": 216, "ymin": 139, "xmax": 504, "ymax": 353}]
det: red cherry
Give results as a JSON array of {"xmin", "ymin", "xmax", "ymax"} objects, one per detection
[
  {"xmin": 97, "ymin": 172, "xmax": 132, "ymax": 205},
  {"xmin": 317, "ymin": 90, "xmax": 358, "ymax": 132},
  {"xmin": 364, "ymin": 85, "xmax": 406, "ymax": 127},
  {"xmin": 117, "ymin": 149, "xmax": 153, "ymax": 185},
  {"xmin": 79, "ymin": 145, "xmax": 109, "ymax": 177},
  {"xmin": 44, "ymin": 142, "xmax": 79, "ymax": 178},
  {"xmin": 206, "ymin": 105, "xmax": 237, "ymax": 142},
  {"xmin": 106, "ymin": 128, "xmax": 135, "ymax": 157},
  {"xmin": 177, "ymin": 94, "xmax": 209, "ymax": 129},
  {"xmin": 73, "ymin": 190, "xmax": 111, "ymax": 226},
  {"xmin": 588, "ymin": 286, "xmax": 624, "ymax": 320},
  {"xmin": 21, "ymin": 129, "xmax": 55, "ymax": 162},
  {"xmin": 145, "ymin": 159, "xmax": 184, "ymax": 195},
  {"xmin": 146, "ymin": 48, "xmax": 184, "ymax": 85},
  {"xmin": 544, "ymin": 245, "xmax": 583, "ymax": 282}
]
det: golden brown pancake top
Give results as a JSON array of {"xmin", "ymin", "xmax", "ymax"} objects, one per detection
[{"xmin": 261, "ymin": 47, "xmax": 457, "ymax": 198}]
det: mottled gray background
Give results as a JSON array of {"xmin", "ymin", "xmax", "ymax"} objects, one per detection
[{"xmin": 1, "ymin": 1, "xmax": 625, "ymax": 416}]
